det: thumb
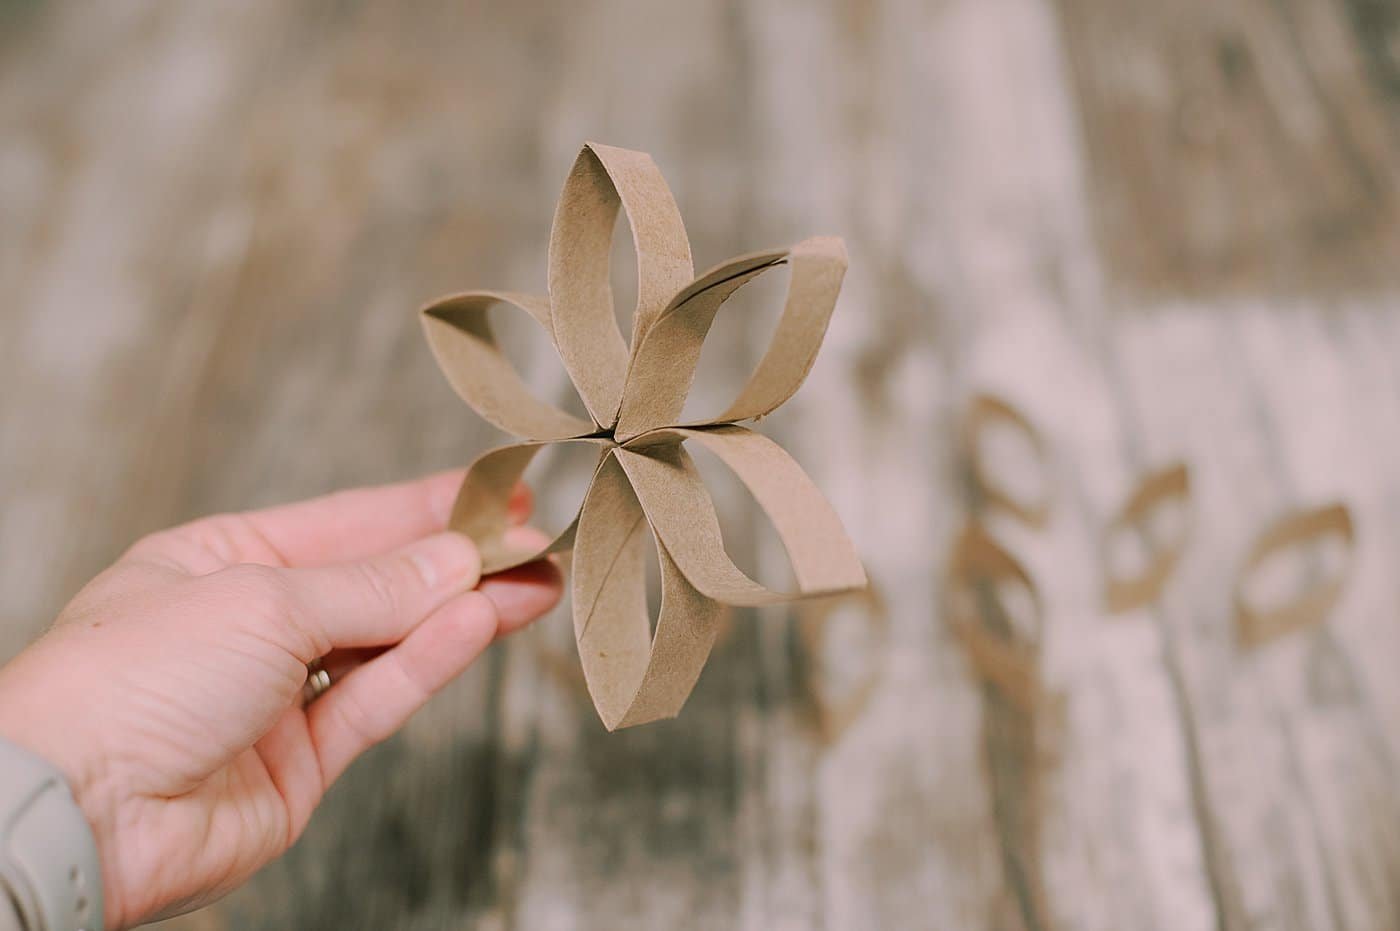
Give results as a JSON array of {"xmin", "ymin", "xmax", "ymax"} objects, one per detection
[{"xmin": 283, "ymin": 531, "xmax": 483, "ymax": 651}]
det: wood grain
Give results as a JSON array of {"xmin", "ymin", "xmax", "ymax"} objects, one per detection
[{"xmin": 1, "ymin": 1, "xmax": 1399, "ymax": 928}]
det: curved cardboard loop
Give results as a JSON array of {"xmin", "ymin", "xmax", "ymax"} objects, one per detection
[
  {"xmin": 1103, "ymin": 463, "xmax": 1192, "ymax": 613},
  {"xmin": 796, "ymin": 584, "xmax": 888, "ymax": 745},
  {"xmin": 420, "ymin": 291, "xmax": 598, "ymax": 440},
  {"xmin": 1235, "ymin": 503, "xmax": 1355, "ymax": 648},
  {"xmin": 616, "ymin": 425, "xmax": 866, "ymax": 606},
  {"xmin": 961, "ymin": 394, "xmax": 1051, "ymax": 528},
  {"xmin": 944, "ymin": 521, "xmax": 1045, "ymax": 712},
  {"xmin": 449, "ymin": 439, "xmax": 609, "ymax": 574},
  {"xmin": 613, "ymin": 237, "xmax": 848, "ymax": 441},
  {"xmin": 548, "ymin": 142, "xmax": 694, "ymax": 428},
  {"xmin": 572, "ymin": 453, "xmax": 724, "ymax": 730},
  {"xmin": 612, "ymin": 250, "xmax": 785, "ymax": 440}
]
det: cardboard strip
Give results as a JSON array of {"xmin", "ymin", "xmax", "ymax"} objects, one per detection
[
  {"xmin": 1103, "ymin": 463, "xmax": 1192, "ymax": 612},
  {"xmin": 449, "ymin": 439, "xmax": 607, "ymax": 573},
  {"xmin": 548, "ymin": 142, "xmax": 694, "ymax": 427},
  {"xmin": 961, "ymin": 394, "xmax": 1051, "ymax": 528},
  {"xmin": 1235, "ymin": 503, "xmax": 1355, "ymax": 648},
  {"xmin": 944, "ymin": 521, "xmax": 1044, "ymax": 712},
  {"xmin": 572, "ymin": 453, "xmax": 724, "ymax": 730},
  {"xmin": 420, "ymin": 291, "xmax": 597, "ymax": 440},
  {"xmin": 616, "ymin": 426, "xmax": 866, "ymax": 605}
]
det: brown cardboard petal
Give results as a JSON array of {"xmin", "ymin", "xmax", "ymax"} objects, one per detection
[
  {"xmin": 712, "ymin": 237, "xmax": 847, "ymax": 425},
  {"xmin": 1236, "ymin": 502, "xmax": 1354, "ymax": 648},
  {"xmin": 944, "ymin": 521, "xmax": 1044, "ymax": 712},
  {"xmin": 961, "ymin": 394, "xmax": 1051, "ymax": 528},
  {"xmin": 548, "ymin": 143, "xmax": 694, "ymax": 428},
  {"xmin": 613, "ymin": 238, "xmax": 847, "ymax": 440},
  {"xmin": 616, "ymin": 426, "xmax": 866, "ymax": 605},
  {"xmin": 1103, "ymin": 463, "xmax": 1192, "ymax": 612},
  {"xmin": 612, "ymin": 250, "xmax": 785, "ymax": 440},
  {"xmin": 449, "ymin": 439, "xmax": 608, "ymax": 573},
  {"xmin": 420, "ymin": 291, "xmax": 598, "ymax": 440},
  {"xmin": 421, "ymin": 141, "xmax": 865, "ymax": 730},
  {"xmin": 572, "ymin": 453, "xmax": 724, "ymax": 730}
]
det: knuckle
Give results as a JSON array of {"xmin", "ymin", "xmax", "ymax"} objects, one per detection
[
  {"xmin": 237, "ymin": 566, "xmax": 292, "ymax": 612},
  {"xmin": 123, "ymin": 513, "xmax": 280, "ymax": 571},
  {"xmin": 219, "ymin": 562, "xmax": 289, "ymax": 602},
  {"xmin": 173, "ymin": 514, "xmax": 249, "ymax": 563},
  {"xmin": 355, "ymin": 558, "xmax": 411, "ymax": 622},
  {"xmin": 212, "ymin": 563, "xmax": 309, "ymax": 642},
  {"xmin": 122, "ymin": 526, "xmax": 194, "ymax": 565},
  {"xmin": 387, "ymin": 650, "xmax": 433, "ymax": 707},
  {"xmin": 333, "ymin": 688, "xmax": 391, "ymax": 749}
]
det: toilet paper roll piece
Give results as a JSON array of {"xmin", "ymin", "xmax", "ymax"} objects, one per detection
[
  {"xmin": 1103, "ymin": 463, "xmax": 1192, "ymax": 613},
  {"xmin": 1235, "ymin": 503, "xmax": 1354, "ymax": 648}
]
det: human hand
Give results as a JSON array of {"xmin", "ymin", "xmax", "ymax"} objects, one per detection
[{"xmin": 0, "ymin": 470, "xmax": 560, "ymax": 929}]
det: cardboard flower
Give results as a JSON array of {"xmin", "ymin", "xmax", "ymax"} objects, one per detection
[{"xmin": 419, "ymin": 142, "xmax": 866, "ymax": 730}]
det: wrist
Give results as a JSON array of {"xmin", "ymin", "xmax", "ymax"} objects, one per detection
[
  {"xmin": 0, "ymin": 650, "xmax": 124, "ymax": 929},
  {"xmin": 0, "ymin": 735, "xmax": 105, "ymax": 930}
]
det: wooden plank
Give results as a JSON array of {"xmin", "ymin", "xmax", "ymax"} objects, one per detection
[
  {"xmin": 962, "ymin": 311, "xmax": 1218, "ymax": 931},
  {"xmin": 1233, "ymin": 305, "xmax": 1400, "ymax": 928},
  {"xmin": 1104, "ymin": 303, "xmax": 1400, "ymax": 931},
  {"xmin": 892, "ymin": 0, "xmax": 1221, "ymax": 926},
  {"xmin": 729, "ymin": 1, "xmax": 1045, "ymax": 926}
]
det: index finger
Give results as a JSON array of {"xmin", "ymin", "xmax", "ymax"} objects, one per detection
[{"xmin": 243, "ymin": 470, "xmax": 532, "ymax": 567}]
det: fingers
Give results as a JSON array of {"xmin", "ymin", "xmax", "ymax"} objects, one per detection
[
  {"xmin": 240, "ymin": 470, "xmax": 468, "ymax": 567},
  {"xmin": 311, "ymin": 558, "xmax": 562, "ymax": 680},
  {"xmin": 203, "ymin": 513, "xmax": 553, "ymax": 663},
  {"xmin": 306, "ymin": 561, "xmax": 561, "ymax": 784},
  {"xmin": 144, "ymin": 472, "xmax": 537, "ymax": 571},
  {"xmin": 282, "ymin": 532, "xmax": 482, "ymax": 652},
  {"xmin": 242, "ymin": 474, "xmax": 534, "ymax": 567},
  {"xmin": 306, "ymin": 592, "xmax": 496, "ymax": 783},
  {"xmin": 480, "ymin": 559, "xmax": 563, "ymax": 637}
]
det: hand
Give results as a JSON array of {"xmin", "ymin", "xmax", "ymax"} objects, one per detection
[{"xmin": 0, "ymin": 470, "xmax": 561, "ymax": 929}]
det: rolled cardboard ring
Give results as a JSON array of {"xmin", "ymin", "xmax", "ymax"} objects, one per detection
[
  {"xmin": 796, "ymin": 583, "xmax": 888, "ymax": 744},
  {"xmin": 960, "ymin": 394, "xmax": 1051, "ymax": 528},
  {"xmin": 944, "ymin": 521, "xmax": 1044, "ymax": 712},
  {"xmin": 1235, "ymin": 503, "xmax": 1355, "ymax": 648},
  {"xmin": 1103, "ymin": 463, "xmax": 1192, "ymax": 613}
]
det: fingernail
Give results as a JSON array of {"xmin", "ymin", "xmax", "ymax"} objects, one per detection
[{"xmin": 407, "ymin": 532, "xmax": 481, "ymax": 591}]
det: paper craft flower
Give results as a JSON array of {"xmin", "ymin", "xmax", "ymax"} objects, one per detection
[{"xmin": 419, "ymin": 142, "xmax": 866, "ymax": 730}]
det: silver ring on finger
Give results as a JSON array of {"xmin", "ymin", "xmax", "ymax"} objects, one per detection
[{"xmin": 302, "ymin": 658, "xmax": 333, "ymax": 706}]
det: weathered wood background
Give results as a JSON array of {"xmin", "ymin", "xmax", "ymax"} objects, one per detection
[{"xmin": 2, "ymin": 1, "xmax": 1400, "ymax": 928}]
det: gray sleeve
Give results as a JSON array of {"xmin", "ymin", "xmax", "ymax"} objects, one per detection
[{"xmin": 0, "ymin": 737, "xmax": 103, "ymax": 931}]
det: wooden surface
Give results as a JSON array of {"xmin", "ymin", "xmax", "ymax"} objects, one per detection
[{"xmin": 2, "ymin": 1, "xmax": 1399, "ymax": 928}]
